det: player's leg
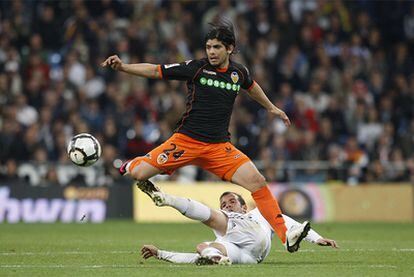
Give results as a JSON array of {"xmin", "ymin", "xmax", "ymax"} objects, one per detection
[
  {"xmin": 197, "ymin": 240, "xmax": 258, "ymax": 265},
  {"xmin": 230, "ymin": 161, "xmax": 287, "ymax": 243},
  {"xmin": 195, "ymin": 242, "xmax": 231, "ymax": 265},
  {"xmin": 122, "ymin": 159, "xmax": 162, "ymax": 180},
  {"xmin": 231, "ymin": 162, "xmax": 311, "ymax": 252},
  {"xmin": 122, "ymin": 133, "xmax": 198, "ymax": 181},
  {"xmin": 140, "ymin": 180, "xmax": 229, "ymax": 235},
  {"xmin": 201, "ymin": 142, "xmax": 307, "ymax": 252},
  {"xmin": 199, "ymin": 143, "xmax": 288, "ymax": 243}
]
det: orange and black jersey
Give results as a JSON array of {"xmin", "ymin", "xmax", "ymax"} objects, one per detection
[{"xmin": 158, "ymin": 58, "xmax": 255, "ymax": 143}]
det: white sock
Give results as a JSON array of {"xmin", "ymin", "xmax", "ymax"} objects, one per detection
[
  {"xmin": 282, "ymin": 214, "xmax": 322, "ymax": 243},
  {"xmin": 163, "ymin": 194, "xmax": 211, "ymax": 222},
  {"xmin": 157, "ymin": 250, "xmax": 200, "ymax": 264},
  {"xmin": 200, "ymin": 247, "xmax": 223, "ymax": 257}
]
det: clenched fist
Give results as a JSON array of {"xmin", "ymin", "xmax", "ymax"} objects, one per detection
[{"xmin": 101, "ymin": 55, "xmax": 124, "ymax": 71}]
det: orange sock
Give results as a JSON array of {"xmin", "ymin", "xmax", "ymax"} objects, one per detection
[{"xmin": 252, "ymin": 186, "xmax": 287, "ymax": 244}]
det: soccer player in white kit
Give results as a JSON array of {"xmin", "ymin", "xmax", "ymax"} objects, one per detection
[{"xmin": 139, "ymin": 181, "xmax": 338, "ymax": 265}]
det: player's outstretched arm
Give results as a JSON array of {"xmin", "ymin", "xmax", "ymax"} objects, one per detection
[
  {"xmin": 141, "ymin": 245, "xmax": 159, "ymax": 260},
  {"xmin": 247, "ymin": 82, "xmax": 291, "ymax": 127},
  {"xmin": 316, "ymin": 238, "xmax": 339, "ymax": 248},
  {"xmin": 282, "ymin": 214, "xmax": 338, "ymax": 248},
  {"xmin": 141, "ymin": 244, "xmax": 200, "ymax": 264},
  {"xmin": 101, "ymin": 55, "xmax": 160, "ymax": 79}
]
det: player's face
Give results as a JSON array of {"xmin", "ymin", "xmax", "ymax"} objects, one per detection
[
  {"xmin": 205, "ymin": 39, "xmax": 231, "ymax": 67},
  {"xmin": 220, "ymin": 193, "xmax": 247, "ymax": 213}
]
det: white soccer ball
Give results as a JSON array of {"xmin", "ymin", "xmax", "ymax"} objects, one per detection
[{"xmin": 67, "ymin": 133, "xmax": 102, "ymax": 167}]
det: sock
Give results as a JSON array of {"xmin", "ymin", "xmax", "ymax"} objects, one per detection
[
  {"xmin": 282, "ymin": 214, "xmax": 322, "ymax": 244},
  {"xmin": 163, "ymin": 194, "xmax": 211, "ymax": 222},
  {"xmin": 201, "ymin": 246, "xmax": 223, "ymax": 257},
  {"xmin": 252, "ymin": 186, "xmax": 287, "ymax": 244},
  {"xmin": 157, "ymin": 250, "xmax": 200, "ymax": 263},
  {"xmin": 200, "ymin": 247, "xmax": 223, "ymax": 257}
]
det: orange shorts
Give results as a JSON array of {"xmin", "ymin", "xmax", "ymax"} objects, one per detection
[{"xmin": 128, "ymin": 133, "xmax": 251, "ymax": 181}]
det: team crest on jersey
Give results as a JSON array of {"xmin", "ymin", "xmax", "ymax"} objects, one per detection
[
  {"xmin": 157, "ymin": 153, "xmax": 168, "ymax": 164},
  {"xmin": 231, "ymin": 72, "xmax": 239, "ymax": 83}
]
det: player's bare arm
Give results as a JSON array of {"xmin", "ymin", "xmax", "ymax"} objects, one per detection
[
  {"xmin": 316, "ymin": 238, "xmax": 339, "ymax": 248},
  {"xmin": 247, "ymin": 82, "xmax": 291, "ymax": 127},
  {"xmin": 101, "ymin": 55, "xmax": 160, "ymax": 79},
  {"xmin": 141, "ymin": 245, "xmax": 159, "ymax": 259}
]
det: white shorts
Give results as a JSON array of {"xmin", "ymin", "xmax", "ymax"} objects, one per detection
[{"xmin": 214, "ymin": 213, "xmax": 271, "ymax": 264}]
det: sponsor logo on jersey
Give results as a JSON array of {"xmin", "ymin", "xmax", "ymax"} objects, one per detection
[
  {"xmin": 231, "ymin": 72, "xmax": 239, "ymax": 83},
  {"xmin": 157, "ymin": 153, "xmax": 168, "ymax": 164},
  {"xmin": 199, "ymin": 77, "xmax": 240, "ymax": 92},
  {"xmin": 185, "ymin": 60, "xmax": 192, "ymax": 65},
  {"xmin": 203, "ymin": 69, "xmax": 217, "ymax": 75}
]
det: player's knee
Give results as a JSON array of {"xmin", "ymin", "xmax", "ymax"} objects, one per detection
[
  {"xmin": 250, "ymin": 173, "xmax": 267, "ymax": 187},
  {"xmin": 196, "ymin": 242, "xmax": 209, "ymax": 254}
]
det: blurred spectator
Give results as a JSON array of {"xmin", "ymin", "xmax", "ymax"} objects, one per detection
[
  {"xmin": 0, "ymin": 160, "xmax": 19, "ymax": 182},
  {"xmin": 0, "ymin": 0, "xmax": 412, "ymax": 186}
]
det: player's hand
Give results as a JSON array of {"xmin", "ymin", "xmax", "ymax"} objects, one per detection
[
  {"xmin": 316, "ymin": 238, "xmax": 339, "ymax": 248},
  {"xmin": 101, "ymin": 55, "xmax": 124, "ymax": 71},
  {"xmin": 269, "ymin": 107, "xmax": 291, "ymax": 127},
  {"xmin": 141, "ymin": 244, "xmax": 159, "ymax": 259}
]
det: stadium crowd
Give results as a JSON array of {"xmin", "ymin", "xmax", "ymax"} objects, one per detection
[{"xmin": 0, "ymin": 0, "xmax": 413, "ymax": 186}]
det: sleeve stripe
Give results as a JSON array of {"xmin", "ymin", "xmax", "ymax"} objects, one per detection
[
  {"xmin": 247, "ymin": 80, "xmax": 256, "ymax": 91},
  {"xmin": 157, "ymin": 64, "xmax": 163, "ymax": 79}
]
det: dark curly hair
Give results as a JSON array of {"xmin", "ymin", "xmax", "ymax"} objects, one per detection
[{"xmin": 204, "ymin": 20, "xmax": 236, "ymax": 52}]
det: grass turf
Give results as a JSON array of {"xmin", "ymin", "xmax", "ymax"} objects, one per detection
[{"xmin": 1, "ymin": 221, "xmax": 413, "ymax": 276}]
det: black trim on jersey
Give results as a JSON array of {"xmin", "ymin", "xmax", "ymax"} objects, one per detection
[{"xmin": 175, "ymin": 62, "xmax": 210, "ymax": 133}]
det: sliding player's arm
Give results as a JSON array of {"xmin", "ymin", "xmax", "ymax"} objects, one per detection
[
  {"xmin": 141, "ymin": 244, "xmax": 200, "ymax": 264},
  {"xmin": 315, "ymin": 237, "xmax": 338, "ymax": 248},
  {"xmin": 101, "ymin": 55, "xmax": 160, "ymax": 79},
  {"xmin": 247, "ymin": 82, "xmax": 291, "ymax": 127},
  {"xmin": 282, "ymin": 214, "xmax": 338, "ymax": 248}
]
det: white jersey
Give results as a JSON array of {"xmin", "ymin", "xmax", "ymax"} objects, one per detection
[{"xmin": 213, "ymin": 208, "xmax": 322, "ymax": 264}]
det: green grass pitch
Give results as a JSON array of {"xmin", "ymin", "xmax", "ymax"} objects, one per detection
[{"xmin": 1, "ymin": 221, "xmax": 413, "ymax": 276}]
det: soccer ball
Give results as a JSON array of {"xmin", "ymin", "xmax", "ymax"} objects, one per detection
[{"xmin": 67, "ymin": 133, "xmax": 102, "ymax": 167}]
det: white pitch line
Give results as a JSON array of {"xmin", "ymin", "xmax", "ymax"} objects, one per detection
[
  {"xmin": 0, "ymin": 264, "xmax": 138, "ymax": 269},
  {"xmin": 368, "ymin": 265, "xmax": 398, "ymax": 269},
  {"xmin": 0, "ymin": 250, "xmax": 133, "ymax": 256},
  {"xmin": 272, "ymin": 249, "xmax": 414, "ymax": 252},
  {"xmin": 1, "ymin": 248, "xmax": 413, "ymax": 257},
  {"xmin": 0, "ymin": 264, "xmax": 400, "ymax": 269}
]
